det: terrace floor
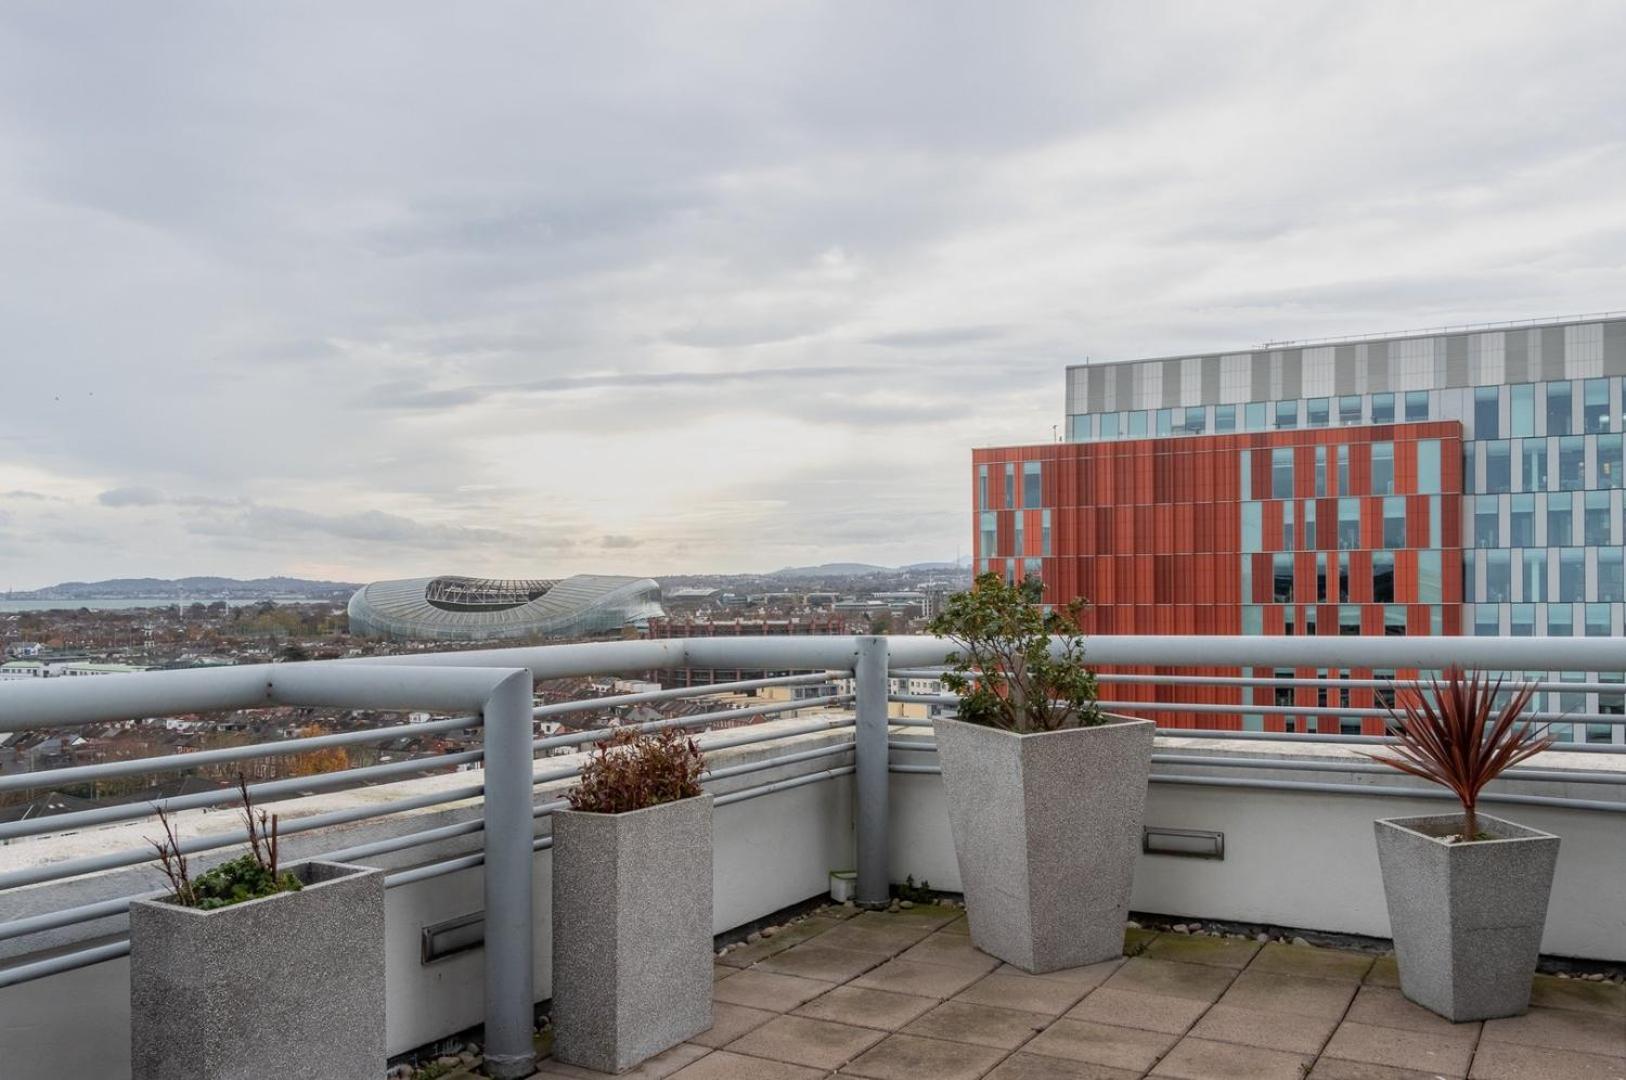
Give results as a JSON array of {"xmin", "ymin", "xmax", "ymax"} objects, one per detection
[{"xmin": 528, "ymin": 904, "xmax": 1626, "ymax": 1080}]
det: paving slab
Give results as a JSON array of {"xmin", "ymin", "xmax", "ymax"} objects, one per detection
[
  {"xmin": 1364, "ymin": 955, "xmax": 1402, "ymax": 988},
  {"xmin": 1141, "ymin": 933, "xmax": 1262, "ymax": 970},
  {"xmin": 1022, "ymin": 1017, "xmax": 1179, "ymax": 1073},
  {"xmin": 1482, "ymin": 1006, "xmax": 1626, "ymax": 1060},
  {"xmin": 1099, "ymin": 957, "xmax": 1237, "ymax": 1004},
  {"xmin": 850, "ymin": 957, "xmax": 987, "ymax": 1000},
  {"xmin": 1188, "ymin": 1002, "xmax": 1340, "ymax": 1054},
  {"xmin": 983, "ymin": 1052, "xmax": 1140, "ymax": 1080},
  {"xmin": 954, "ymin": 971, "xmax": 1096, "ymax": 1016},
  {"xmin": 666, "ymin": 1049, "xmax": 826, "ymax": 1080},
  {"xmin": 1247, "ymin": 941, "xmax": 1376, "ymax": 982},
  {"xmin": 896, "ymin": 933, "xmax": 1003, "ymax": 973},
  {"xmin": 852, "ymin": 905, "xmax": 963, "ymax": 930},
  {"xmin": 995, "ymin": 959, "xmax": 1123, "ymax": 992},
  {"xmin": 1148, "ymin": 1036, "xmax": 1313, "ymax": 1080},
  {"xmin": 937, "ymin": 915, "xmax": 971, "ymax": 935},
  {"xmin": 1309, "ymin": 1060, "xmax": 1472, "ymax": 1080},
  {"xmin": 1468, "ymin": 1040, "xmax": 1626, "ymax": 1080},
  {"xmin": 1123, "ymin": 928, "xmax": 1159, "ymax": 956},
  {"xmin": 1065, "ymin": 987, "xmax": 1209, "ymax": 1036},
  {"xmin": 839, "ymin": 1031, "xmax": 1008, "ymax": 1080},
  {"xmin": 902, "ymin": 1000, "xmax": 1051, "ymax": 1049},
  {"xmin": 535, "ymin": 1041, "xmax": 711, "ymax": 1078},
  {"xmin": 756, "ymin": 943, "xmax": 893, "ymax": 984},
  {"xmin": 690, "ymin": 1002, "xmax": 778, "ymax": 1048},
  {"xmin": 716, "ymin": 917, "xmax": 845, "ymax": 968},
  {"xmin": 1345, "ymin": 986, "xmax": 1484, "ymax": 1039},
  {"xmin": 1529, "ymin": 976, "xmax": 1626, "ymax": 1017},
  {"xmin": 725, "ymin": 1014, "xmax": 886, "ymax": 1070},
  {"xmin": 791, "ymin": 985, "xmax": 938, "ymax": 1031},
  {"xmin": 1322, "ymin": 1020, "xmax": 1475, "ymax": 1077},
  {"xmin": 817, "ymin": 921, "xmax": 934, "ymax": 955},
  {"xmin": 712, "ymin": 969, "xmax": 831, "ymax": 1012},
  {"xmin": 1219, "ymin": 968, "xmax": 1360, "ymax": 1019}
]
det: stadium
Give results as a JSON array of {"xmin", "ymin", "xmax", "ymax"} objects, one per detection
[{"xmin": 346, "ymin": 575, "xmax": 664, "ymax": 642}]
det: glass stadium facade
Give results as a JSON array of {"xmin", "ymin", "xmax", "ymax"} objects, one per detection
[{"xmin": 347, "ymin": 574, "xmax": 664, "ymax": 642}]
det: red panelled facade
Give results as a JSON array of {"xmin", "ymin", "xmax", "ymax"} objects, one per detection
[{"xmin": 972, "ymin": 423, "xmax": 1464, "ymax": 733}]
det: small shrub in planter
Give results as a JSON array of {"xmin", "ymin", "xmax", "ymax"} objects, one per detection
[
  {"xmin": 551, "ymin": 727, "xmax": 714, "ymax": 1073},
  {"xmin": 926, "ymin": 573, "xmax": 1153, "ymax": 972},
  {"xmin": 130, "ymin": 778, "xmax": 384, "ymax": 1079},
  {"xmin": 1364, "ymin": 666, "xmax": 1560, "ymax": 1021}
]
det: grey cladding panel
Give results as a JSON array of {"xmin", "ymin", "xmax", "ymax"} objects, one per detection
[
  {"xmin": 1201, "ymin": 356, "xmax": 1221, "ymax": 404},
  {"xmin": 1279, "ymin": 349, "xmax": 1302, "ymax": 400},
  {"xmin": 1506, "ymin": 331, "xmax": 1530, "ymax": 383},
  {"xmin": 1087, "ymin": 367, "xmax": 1107, "ymax": 413},
  {"xmin": 1445, "ymin": 335, "xmax": 1469, "ymax": 388},
  {"xmin": 1541, "ymin": 326, "xmax": 1566, "ymax": 380},
  {"xmin": 1606, "ymin": 321, "xmax": 1626, "ymax": 377},
  {"xmin": 1335, "ymin": 346, "xmax": 1357, "ymax": 395},
  {"xmin": 1116, "ymin": 364, "xmax": 1134, "ymax": 411},
  {"xmin": 1162, "ymin": 358, "xmax": 1181, "ymax": 408},
  {"xmin": 1368, "ymin": 341, "xmax": 1390, "ymax": 391},
  {"xmin": 1251, "ymin": 352, "xmax": 1271, "ymax": 401}
]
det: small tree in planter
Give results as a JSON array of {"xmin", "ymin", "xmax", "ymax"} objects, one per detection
[
  {"xmin": 550, "ymin": 727, "xmax": 712, "ymax": 1073},
  {"xmin": 926, "ymin": 573, "xmax": 1152, "ymax": 973},
  {"xmin": 130, "ymin": 778, "xmax": 384, "ymax": 1080},
  {"xmin": 1364, "ymin": 666, "xmax": 1560, "ymax": 1021}
]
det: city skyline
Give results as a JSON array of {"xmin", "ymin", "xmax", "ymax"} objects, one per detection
[{"xmin": 3, "ymin": 4, "xmax": 1626, "ymax": 588}]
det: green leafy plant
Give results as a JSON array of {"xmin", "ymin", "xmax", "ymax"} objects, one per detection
[
  {"xmin": 566, "ymin": 726, "xmax": 704, "ymax": 814},
  {"xmin": 147, "ymin": 775, "xmax": 302, "ymax": 909},
  {"xmin": 927, "ymin": 572, "xmax": 1102, "ymax": 732},
  {"xmin": 896, "ymin": 874, "xmax": 933, "ymax": 903},
  {"xmin": 1363, "ymin": 665, "xmax": 1552, "ymax": 842}
]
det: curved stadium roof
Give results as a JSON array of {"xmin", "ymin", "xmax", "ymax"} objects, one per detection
[{"xmin": 346, "ymin": 574, "xmax": 664, "ymax": 642}]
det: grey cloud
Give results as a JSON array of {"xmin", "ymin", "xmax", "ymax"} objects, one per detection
[
  {"xmin": 866, "ymin": 326, "xmax": 1009, "ymax": 349},
  {"xmin": 188, "ymin": 504, "xmax": 522, "ymax": 549},
  {"xmin": 98, "ymin": 486, "xmax": 166, "ymax": 507},
  {"xmin": 600, "ymin": 535, "xmax": 643, "ymax": 550}
]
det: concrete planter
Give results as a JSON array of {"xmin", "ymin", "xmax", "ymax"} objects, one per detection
[
  {"xmin": 551, "ymin": 794, "xmax": 714, "ymax": 1073},
  {"xmin": 1374, "ymin": 813, "xmax": 1560, "ymax": 1022},
  {"xmin": 129, "ymin": 859, "xmax": 385, "ymax": 1080},
  {"xmin": 933, "ymin": 716, "xmax": 1154, "ymax": 973}
]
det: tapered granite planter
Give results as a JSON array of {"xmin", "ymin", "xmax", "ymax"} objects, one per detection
[
  {"xmin": 129, "ymin": 860, "xmax": 385, "ymax": 1080},
  {"xmin": 1375, "ymin": 813, "xmax": 1560, "ymax": 1022},
  {"xmin": 551, "ymin": 794, "xmax": 714, "ymax": 1073},
  {"xmin": 933, "ymin": 716, "xmax": 1154, "ymax": 973}
]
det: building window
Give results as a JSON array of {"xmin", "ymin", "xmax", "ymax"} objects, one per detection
[
  {"xmin": 1156, "ymin": 408, "xmax": 1173, "ymax": 436},
  {"xmin": 1484, "ymin": 441, "xmax": 1510, "ymax": 494},
  {"xmin": 1215, "ymin": 404, "xmax": 1236, "ymax": 433},
  {"xmin": 1586, "ymin": 490, "xmax": 1611, "ymax": 545},
  {"xmin": 1271, "ymin": 447, "xmax": 1294, "ymax": 499},
  {"xmin": 1549, "ymin": 603, "xmax": 1573, "ymax": 637},
  {"xmin": 1585, "ymin": 378, "xmax": 1610, "ymax": 433},
  {"xmin": 1098, "ymin": 413, "xmax": 1120, "ymax": 439},
  {"xmin": 1418, "ymin": 439, "xmax": 1442, "ymax": 495},
  {"xmin": 1370, "ymin": 442, "xmax": 1394, "ymax": 495},
  {"xmin": 1385, "ymin": 606, "xmax": 1407, "ymax": 636},
  {"xmin": 1273, "ymin": 553, "xmax": 1294, "ymax": 603},
  {"xmin": 1245, "ymin": 401, "xmax": 1267, "ymax": 431},
  {"xmin": 1549, "ymin": 491, "xmax": 1574, "ymax": 546},
  {"xmin": 1179, "ymin": 406, "xmax": 1207, "ymax": 435},
  {"xmin": 1337, "ymin": 445, "xmax": 1350, "ymax": 495},
  {"xmin": 1474, "ymin": 386, "xmax": 1500, "ymax": 440},
  {"xmin": 1373, "ymin": 551, "xmax": 1395, "ymax": 603},
  {"xmin": 1339, "ymin": 395, "xmax": 1362, "ymax": 425},
  {"xmin": 1510, "ymin": 383, "xmax": 1535, "ymax": 438},
  {"xmin": 1242, "ymin": 606, "xmax": 1263, "ymax": 634},
  {"xmin": 1303, "ymin": 500, "xmax": 1317, "ymax": 547},
  {"xmin": 1240, "ymin": 555, "xmax": 1253, "ymax": 603},
  {"xmin": 1339, "ymin": 605, "xmax": 1360, "ymax": 635},
  {"xmin": 1587, "ymin": 603, "xmax": 1613, "ymax": 637},
  {"xmin": 1371, "ymin": 392, "xmax": 1395, "ymax": 424},
  {"xmin": 1383, "ymin": 497, "xmax": 1406, "ymax": 549},
  {"xmin": 1240, "ymin": 450, "xmax": 1252, "ymax": 501},
  {"xmin": 1282, "ymin": 501, "xmax": 1295, "ymax": 550},
  {"xmin": 1307, "ymin": 398, "xmax": 1329, "ymax": 428},
  {"xmin": 1510, "ymin": 604, "xmax": 1534, "ymax": 637},
  {"xmin": 1339, "ymin": 551, "xmax": 1351, "ymax": 602},
  {"xmin": 1599, "ymin": 434, "xmax": 1623, "ymax": 488},
  {"xmin": 1559, "ymin": 547, "xmax": 1585, "ymax": 603},
  {"xmin": 1520, "ymin": 438, "xmax": 1549, "ymax": 491},
  {"xmin": 1338, "ymin": 499, "xmax": 1360, "ymax": 550},
  {"xmin": 1024, "ymin": 557, "xmax": 1043, "ymax": 582},
  {"xmin": 1558, "ymin": 437, "xmax": 1585, "ymax": 490},
  {"xmin": 1041, "ymin": 509, "xmax": 1052, "ymax": 557},
  {"xmin": 1600, "ymin": 548, "xmax": 1624, "ymax": 603},
  {"xmin": 1405, "ymin": 391, "xmax": 1429, "ymax": 421},
  {"xmin": 1014, "ymin": 512, "xmax": 1024, "ymax": 556},
  {"xmin": 1004, "ymin": 463, "xmax": 1015, "ymax": 509},
  {"xmin": 1547, "ymin": 380, "xmax": 1573, "ymax": 437},
  {"xmin": 1275, "ymin": 400, "xmax": 1298, "ymax": 429},
  {"xmin": 1129, "ymin": 410, "xmax": 1148, "ymax": 437},
  {"xmin": 1070, "ymin": 414, "xmax": 1094, "ymax": 441},
  {"xmin": 1242, "ymin": 502, "xmax": 1262, "ymax": 552},
  {"xmin": 1485, "ymin": 549, "xmax": 1512, "ymax": 602},
  {"xmin": 1522, "ymin": 548, "xmax": 1547, "ymax": 602},
  {"xmin": 1510, "ymin": 494, "xmax": 1535, "ymax": 546},
  {"xmin": 1418, "ymin": 549, "xmax": 1443, "ymax": 604},
  {"xmin": 979, "ymin": 512, "xmax": 997, "ymax": 556},
  {"xmin": 1476, "ymin": 606, "xmax": 1500, "ymax": 636},
  {"xmin": 1430, "ymin": 494, "xmax": 1443, "ymax": 548},
  {"xmin": 1314, "ymin": 446, "xmax": 1327, "ymax": 497},
  {"xmin": 1475, "ymin": 495, "xmax": 1499, "ymax": 548},
  {"xmin": 1317, "ymin": 552, "xmax": 1329, "ymax": 603},
  {"xmin": 1022, "ymin": 461, "xmax": 1042, "ymax": 509},
  {"xmin": 978, "ymin": 465, "xmax": 989, "ymax": 511}
]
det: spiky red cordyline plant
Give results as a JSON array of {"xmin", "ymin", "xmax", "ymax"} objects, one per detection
[{"xmin": 1363, "ymin": 665, "xmax": 1552, "ymax": 841}]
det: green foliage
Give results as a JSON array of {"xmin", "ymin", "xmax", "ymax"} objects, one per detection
[
  {"xmin": 567, "ymin": 727, "xmax": 705, "ymax": 814},
  {"xmin": 896, "ymin": 874, "xmax": 933, "ymax": 903},
  {"xmin": 186, "ymin": 853, "xmax": 302, "ymax": 910},
  {"xmin": 927, "ymin": 572, "xmax": 1102, "ymax": 733}
]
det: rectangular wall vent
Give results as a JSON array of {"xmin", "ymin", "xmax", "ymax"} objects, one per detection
[{"xmin": 1142, "ymin": 827, "xmax": 1224, "ymax": 860}]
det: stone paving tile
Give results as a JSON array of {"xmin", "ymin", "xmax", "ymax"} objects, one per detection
[
  {"xmin": 1098, "ymin": 957, "xmax": 1238, "ymax": 1004},
  {"xmin": 791, "ymin": 985, "xmax": 938, "ymax": 1031},
  {"xmin": 726, "ymin": 1013, "xmax": 887, "ymax": 1070},
  {"xmin": 1482, "ymin": 1006, "xmax": 1626, "ymax": 1060},
  {"xmin": 666, "ymin": 1048, "xmax": 826, "ymax": 1080},
  {"xmin": 535, "ymin": 1041, "xmax": 712, "ymax": 1078},
  {"xmin": 954, "ymin": 971, "xmax": 1096, "ymax": 1016},
  {"xmin": 1247, "ymin": 941, "xmax": 1376, "ymax": 982},
  {"xmin": 852, "ymin": 905, "xmax": 963, "ymax": 930},
  {"xmin": 690, "ymin": 1002, "xmax": 778, "ymax": 1048},
  {"xmin": 896, "ymin": 932, "xmax": 1002, "ymax": 972},
  {"xmin": 937, "ymin": 915, "xmax": 971, "ymax": 935},
  {"xmin": 1344, "ymin": 986, "xmax": 1483, "ymax": 1040},
  {"xmin": 1364, "ymin": 955, "xmax": 1402, "ymax": 988},
  {"xmin": 1529, "ymin": 975, "xmax": 1626, "ymax": 1017},
  {"xmin": 983, "ymin": 1052, "xmax": 1140, "ymax": 1080},
  {"xmin": 817, "ymin": 921, "xmax": 934, "ymax": 955},
  {"xmin": 1468, "ymin": 1041, "xmax": 1626, "ymax": 1080},
  {"xmin": 1022, "ymin": 1017, "xmax": 1180, "ymax": 1073},
  {"xmin": 1123, "ymin": 928, "xmax": 1159, "ymax": 956},
  {"xmin": 1322, "ymin": 1020, "xmax": 1475, "ymax": 1078},
  {"xmin": 850, "ymin": 957, "xmax": 987, "ymax": 1000},
  {"xmin": 995, "ymin": 959, "xmax": 1122, "ymax": 992},
  {"xmin": 1219, "ymin": 968, "xmax": 1360, "ymax": 1020},
  {"xmin": 1309, "ymin": 1060, "xmax": 1471, "ymax": 1080},
  {"xmin": 1064, "ymin": 987, "xmax": 1209, "ymax": 1036},
  {"xmin": 1148, "ymin": 1036, "xmax": 1314, "ymax": 1080},
  {"xmin": 838, "ymin": 1031, "xmax": 1008, "ymax": 1080},
  {"xmin": 1188, "ymin": 1002, "xmax": 1340, "ymax": 1055},
  {"xmin": 1141, "ymin": 933, "xmax": 1262, "ymax": 970},
  {"xmin": 902, "ymin": 999, "xmax": 1051, "ymax": 1049},
  {"xmin": 756, "ymin": 942, "xmax": 893, "ymax": 984},
  {"xmin": 712, "ymin": 965, "xmax": 734, "ymax": 983},
  {"xmin": 712, "ymin": 969, "xmax": 832, "ymax": 1012},
  {"xmin": 715, "ymin": 916, "xmax": 845, "ymax": 968}
]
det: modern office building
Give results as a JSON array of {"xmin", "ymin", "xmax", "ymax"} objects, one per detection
[
  {"xmin": 974, "ymin": 313, "xmax": 1626, "ymax": 743},
  {"xmin": 347, "ymin": 574, "xmax": 664, "ymax": 642}
]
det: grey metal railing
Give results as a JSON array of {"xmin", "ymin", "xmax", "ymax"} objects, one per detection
[{"xmin": 2, "ymin": 633, "xmax": 1625, "ymax": 1077}]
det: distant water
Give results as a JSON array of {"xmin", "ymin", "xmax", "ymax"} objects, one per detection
[{"xmin": 0, "ymin": 597, "xmax": 338, "ymax": 613}]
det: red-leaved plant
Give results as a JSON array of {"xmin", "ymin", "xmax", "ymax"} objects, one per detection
[
  {"xmin": 1363, "ymin": 665, "xmax": 1553, "ymax": 842},
  {"xmin": 566, "ymin": 727, "xmax": 704, "ymax": 814}
]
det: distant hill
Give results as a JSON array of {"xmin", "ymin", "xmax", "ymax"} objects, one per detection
[
  {"xmin": 899, "ymin": 558, "xmax": 972, "ymax": 572},
  {"xmin": 768, "ymin": 563, "xmax": 893, "ymax": 578},
  {"xmin": 9, "ymin": 576, "xmax": 361, "ymax": 600}
]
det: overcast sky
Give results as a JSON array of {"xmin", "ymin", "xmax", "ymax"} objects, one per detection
[{"xmin": 2, "ymin": 2, "xmax": 1625, "ymax": 589}]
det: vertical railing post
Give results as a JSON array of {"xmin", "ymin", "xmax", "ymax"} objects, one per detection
[
  {"xmin": 854, "ymin": 635, "xmax": 891, "ymax": 909},
  {"xmin": 481, "ymin": 669, "xmax": 537, "ymax": 1080}
]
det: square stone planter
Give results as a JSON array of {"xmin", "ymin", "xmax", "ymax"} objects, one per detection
[
  {"xmin": 551, "ymin": 794, "xmax": 714, "ymax": 1073},
  {"xmin": 1374, "ymin": 813, "xmax": 1560, "ymax": 1022},
  {"xmin": 129, "ymin": 859, "xmax": 385, "ymax": 1080},
  {"xmin": 932, "ymin": 716, "xmax": 1154, "ymax": 973}
]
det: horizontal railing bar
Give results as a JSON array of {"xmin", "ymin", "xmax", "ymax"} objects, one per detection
[
  {"xmin": 534, "ymin": 696, "xmax": 852, "ymax": 753},
  {"xmin": 887, "ymin": 668, "xmax": 1626, "ymax": 695},
  {"xmin": 887, "ymin": 693, "xmax": 1626, "ymax": 725},
  {"xmin": 703, "ymin": 743, "xmax": 854, "ymax": 782},
  {"xmin": 0, "ymin": 940, "xmax": 130, "ymax": 991},
  {"xmin": 890, "ymin": 727, "xmax": 1625, "ymax": 753},
  {"xmin": 531, "ymin": 671, "xmax": 840, "ymax": 720}
]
